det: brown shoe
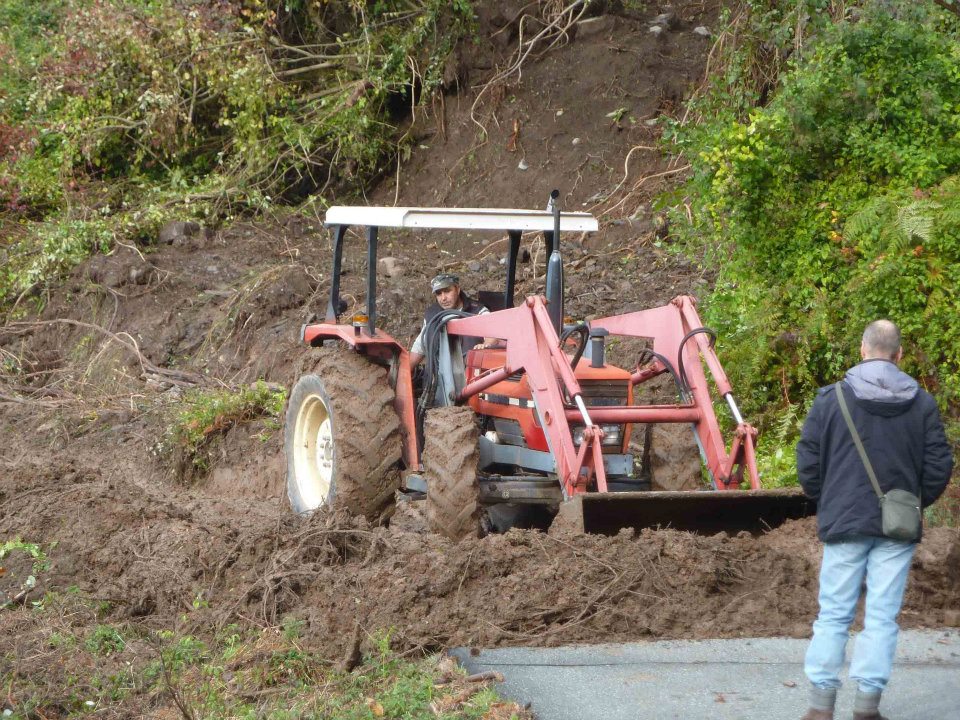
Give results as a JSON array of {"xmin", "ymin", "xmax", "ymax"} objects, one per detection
[
  {"xmin": 852, "ymin": 714, "xmax": 888, "ymax": 720},
  {"xmin": 801, "ymin": 710, "xmax": 834, "ymax": 720}
]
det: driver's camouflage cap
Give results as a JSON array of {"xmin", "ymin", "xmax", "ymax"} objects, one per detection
[{"xmin": 431, "ymin": 273, "xmax": 459, "ymax": 293}]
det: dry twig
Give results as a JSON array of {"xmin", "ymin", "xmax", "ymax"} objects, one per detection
[{"xmin": 4, "ymin": 319, "xmax": 209, "ymax": 389}]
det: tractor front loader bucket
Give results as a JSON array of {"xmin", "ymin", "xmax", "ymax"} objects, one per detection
[{"xmin": 555, "ymin": 488, "xmax": 815, "ymax": 536}]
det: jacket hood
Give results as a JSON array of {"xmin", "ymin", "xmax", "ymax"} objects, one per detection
[{"xmin": 845, "ymin": 360, "xmax": 918, "ymax": 416}]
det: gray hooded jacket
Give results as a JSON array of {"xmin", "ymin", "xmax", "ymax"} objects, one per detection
[{"xmin": 796, "ymin": 360, "xmax": 953, "ymax": 541}]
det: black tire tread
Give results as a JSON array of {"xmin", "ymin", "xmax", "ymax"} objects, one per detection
[
  {"xmin": 286, "ymin": 346, "xmax": 401, "ymax": 518},
  {"xmin": 423, "ymin": 405, "xmax": 480, "ymax": 540}
]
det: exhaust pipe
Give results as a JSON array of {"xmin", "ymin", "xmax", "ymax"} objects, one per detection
[
  {"xmin": 590, "ymin": 327, "xmax": 609, "ymax": 368},
  {"xmin": 545, "ymin": 190, "xmax": 563, "ymax": 335}
]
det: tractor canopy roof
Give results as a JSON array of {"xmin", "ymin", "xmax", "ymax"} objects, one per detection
[
  {"xmin": 325, "ymin": 206, "xmax": 598, "ymax": 233},
  {"xmin": 319, "ymin": 200, "xmax": 596, "ymax": 334}
]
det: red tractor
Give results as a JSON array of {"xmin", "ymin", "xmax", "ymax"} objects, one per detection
[{"xmin": 284, "ymin": 193, "xmax": 811, "ymax": 537}]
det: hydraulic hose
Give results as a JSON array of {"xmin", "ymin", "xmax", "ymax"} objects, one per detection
[
  {"xmin": 676, "ymin": 327, "xmax": 717, "ymax": 397},
  {"xmin": 556, "ymin": 322, "xmax": 590, "ymax": 405},
  {"xmin": 637, "ymin": 348, "xmax": 687, "ymax": 401},
  {"xmin": 560, "ymin": 322, "xmax": 590, "ymax": 372},
  {"xmin": 415, "ymin": 309, "xmax": 471, "ymax": 450}
]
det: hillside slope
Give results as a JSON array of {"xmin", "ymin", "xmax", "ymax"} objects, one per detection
[{"xmin": 2, "ymin": 1, "xmax": 959, "ymax": 715}]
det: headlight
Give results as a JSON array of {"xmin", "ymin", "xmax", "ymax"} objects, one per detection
[
  {"xmin": 600, "ymin": 424, "xmax": 622, "ymax": 446},
  {"xmin": 572, "ymin": 424, "xmax": 622, "ymax": 446}
]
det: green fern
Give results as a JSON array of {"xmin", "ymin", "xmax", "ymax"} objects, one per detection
[
  {"xmin": 756, "ymin": 402, "xmax": 806, "ymax": 488},
  {"xmin": 846, "ymin": 197, "xmax": 939, "ymax": 253},
  {"xmin": 894, "ymin": 200, "xmax": 939, "ymax": 248},
  {"xmin": 844, "ymin": 198, "xmax": 887, "ymax": 241},
  {"xmin": 932, "ymin": 183, "xmax": 960, "ymax": 227},
  {"xmin": 937, "ymin": 203, "xmax": 960, "ymax": 227}
]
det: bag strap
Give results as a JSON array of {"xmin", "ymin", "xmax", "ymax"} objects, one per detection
[{"xmin": 834, "ymin": 382, "xmax": 884, "ymax": 500}]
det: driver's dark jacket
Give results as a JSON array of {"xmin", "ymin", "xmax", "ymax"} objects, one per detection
[{"xmin": 421, "ymin": 292, "xmax": 487, "ymax": 353}]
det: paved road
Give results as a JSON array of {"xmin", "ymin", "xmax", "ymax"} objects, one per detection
[{"xmin": 453, "ymin": 630, "xmax": 960, "ymax": 719}]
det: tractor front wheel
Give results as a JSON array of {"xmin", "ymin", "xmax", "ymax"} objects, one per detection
[
  {"xmin": 284, "ymin": 347, "xmax": 401, "ymax": 519},
  {"xmin": 423, "ymin": 405, "xmax": 481, "ymax": 540}
]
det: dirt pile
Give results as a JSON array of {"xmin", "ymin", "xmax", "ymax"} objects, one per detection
[
  {"xmin": 0, "ymin": 1, "xmax": 725, "ymax": 410},
  {"xmin": 3, "ymin": 449, "xmax": 959, "ymax": 663}
]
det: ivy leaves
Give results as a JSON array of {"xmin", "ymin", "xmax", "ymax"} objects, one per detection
[{"xmin": 671, "ymin": 1, "xmax": 960, "ymax": 483}]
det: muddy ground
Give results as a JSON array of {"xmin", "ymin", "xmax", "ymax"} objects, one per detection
[
  {"xmin": 2, "ymin": 454, "xmax": 959, "ymax": 663},
  {"xmin": 2, "ymin": 0, "xmax": 959, "ymax": 686}
]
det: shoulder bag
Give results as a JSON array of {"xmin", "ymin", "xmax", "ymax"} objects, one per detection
[{"xmin": 834, "ymin": 383, "xmax": 922, "ymax": 542}]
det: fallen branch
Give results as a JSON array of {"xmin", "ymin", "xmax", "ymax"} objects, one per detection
[
  {"xmin": 465, "ymin": 670, "xmax": 504, "ymax": 683},
  {"xmin": 0, "ymin": 389, "xmax": 63, "ymax": 408},
  {"xmin": 933, "ymin": 0, "xmax": 960, "ymax": 18},
  {"xmin": 4, "ymin": 319, "xmax": 209, "ymax": 388},
  {"xmin": 338, "ymin": 621, "xmax": 363, "ymax": 673}
]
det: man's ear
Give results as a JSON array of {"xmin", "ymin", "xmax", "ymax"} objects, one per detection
[
  {"xmin": 895, "ymin": 346, "xmax": 903, "ymax": 363},
  {"xmin": 860, "ymin": 341, "xmax": 868, "ymax": 360}
]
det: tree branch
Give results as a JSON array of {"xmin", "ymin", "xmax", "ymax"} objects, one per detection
[{"xmin": 933, "ymin": 0, "xmax": 960, "ymax": 18}]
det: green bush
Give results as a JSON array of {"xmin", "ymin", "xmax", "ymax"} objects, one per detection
[
  {"xmin": 670, "ymin": 1, "xmax": 960, "ymax": 485},
  {"xmin": 1, "ymin": 0, "xmax": 473, "ymax": 214},
  {"xmin": 0, "ymin": 0, "xmax": 474, "ymax": 307},
  {"xmin": 0, "ymin": 0, "xmax": 65, "ymax": 124},
  {"xmin": 1, "ymin": 217, "xmax": 113, "ymax": 307},
  {"xmin": 160, "ymin": 380, "xmax": 286, "ymax": 475}
]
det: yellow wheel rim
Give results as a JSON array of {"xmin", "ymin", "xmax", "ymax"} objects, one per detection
[{"xmin": 292, "ymin": 393, "xmax": 334, "ymax": 509}]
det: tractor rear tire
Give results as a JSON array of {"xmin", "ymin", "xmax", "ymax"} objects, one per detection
[
  {"xmin": 423, "ymin": 405, "xmax": 481, "ymax": 540},
  {"xmin": 284, "ymin": 346, "xmax": 401, "ymax": 519}
]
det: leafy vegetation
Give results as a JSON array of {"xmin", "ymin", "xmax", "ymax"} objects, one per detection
[
  {"xmin": 0, "ymin": 0, "xmax": 474, "ymax": 309},
  {"xmin": 0, "ymin": 538, "xmax": 49, "ymax": 576},
  {"xmin": 159, "ymin": 380, "xmax": 286, "ymax": 476},
  {"xmin": 667, "ymin": 1, "xmax": 960, "ymax": 493},
  {"xmin": 2, "ymin": 591, "xmax": 520, "ymax": 719},
  {"xmin": 0, "ymin": 538, "xmax": 50, "ymax": 610}
]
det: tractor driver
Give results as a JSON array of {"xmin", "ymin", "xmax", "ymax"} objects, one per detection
[{"xmin": 409, "ymin": 273, "xmax": 494, "ymax": 367}]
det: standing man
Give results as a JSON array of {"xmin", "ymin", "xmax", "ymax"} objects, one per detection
[
  {"xmin": 796, "ymin": 320, "xmax": 953, "ymax": 720},
  {"xmin": 409, "ymin": 273, "xmax": 492, "ymax": 367}
]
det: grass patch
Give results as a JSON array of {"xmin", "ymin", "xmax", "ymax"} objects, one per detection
[
  {"xmin": 1, "ymin": 593, "xmax": 530, "ymax": 719},
  {"xmin": 157, "ymin": 380, "xmax": 286, "ymax": 479}
]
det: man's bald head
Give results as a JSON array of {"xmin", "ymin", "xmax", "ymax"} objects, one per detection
[{"xmin": 861, "ymin": 320, "xmax": 902, "ymax": 362}]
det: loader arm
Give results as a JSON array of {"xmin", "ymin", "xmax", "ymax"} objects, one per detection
[
  {"xmin": 449, "ymin": 296, "xmax": 607, "ymax": 498},
  {"xmin": 451, "ymin": 295, "xmax": 761, "ymax": 496},
  {"xmin": 592, "ymin": 296, "xmax": 759, "ymax": 489}
]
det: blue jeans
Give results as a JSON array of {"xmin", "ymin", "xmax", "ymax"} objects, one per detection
[{"xmin": 804, "ymin": 536, "xmax": 916, "ymax": 693}]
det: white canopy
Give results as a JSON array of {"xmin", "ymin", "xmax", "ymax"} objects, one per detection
[{"xmin": 325, "ymin": 206, "xmax": 598, "ymax": 232}]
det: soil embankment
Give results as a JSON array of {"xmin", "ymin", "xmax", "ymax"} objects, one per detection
[{"xmin": 2, "ymin": 456, "xmax": 959, "ymax": 662}]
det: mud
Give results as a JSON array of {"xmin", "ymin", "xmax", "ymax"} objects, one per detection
[
  {"xmin": 2, "ymin": 0, "xmax": 958, "ymax": 678},
  {"xmin": 2, "ymin": 447, "xmax": 958, "ymax": 662}
]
